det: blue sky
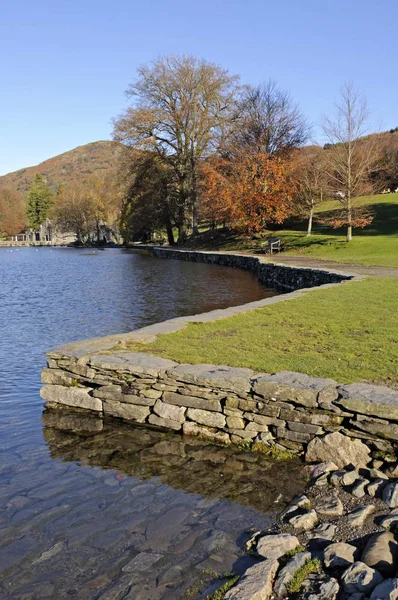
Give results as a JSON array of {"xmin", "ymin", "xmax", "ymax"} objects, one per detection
[{"xmin": 1, "ymin": 0, "xmax": 397, "ymax": 175}]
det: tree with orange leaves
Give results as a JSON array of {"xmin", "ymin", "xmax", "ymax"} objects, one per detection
[{"xmin": 200, "ymin": 152, "xmax": 294, "ymax": 233}]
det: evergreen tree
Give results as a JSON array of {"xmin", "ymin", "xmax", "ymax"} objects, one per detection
[{"xmin": 26, "ymin": 174, "xmax": 54, "ymax": 229}]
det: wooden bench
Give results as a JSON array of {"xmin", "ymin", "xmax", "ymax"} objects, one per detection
[{"xmin": 261, "ymin": 237, "xmax": 282, "ymax": 254}]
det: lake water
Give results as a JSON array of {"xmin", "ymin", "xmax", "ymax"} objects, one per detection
[{"xmin": 0, "ymin": 247, "xmax": 305, "ymax": 599}]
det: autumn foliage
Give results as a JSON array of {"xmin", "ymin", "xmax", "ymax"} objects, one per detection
[
  {"xmin": 200, "ymin": 153, "xmax": 294, "ymax": 233},
  {"xmin": 0, "ymin": 188, "xmax": 26, "ymax": 236}
]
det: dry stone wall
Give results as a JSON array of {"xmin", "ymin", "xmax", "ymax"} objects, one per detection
[
  {"xmin": 41, "ymin": 352, "xmax": 398, "ymax": 458},
  {"xmin": 149, "ymin": 247, "xmax": 351, "ymax": 290}
]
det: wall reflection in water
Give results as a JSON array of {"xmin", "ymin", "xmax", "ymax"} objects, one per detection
[{"xmin": 42, "ymin": 408, "xmax": 305, "ymax": 513}]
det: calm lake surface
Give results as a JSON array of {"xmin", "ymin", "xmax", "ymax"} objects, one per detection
[{"xmin": 0, "ymin": 247, "xmax": 305, "ymax": 599}]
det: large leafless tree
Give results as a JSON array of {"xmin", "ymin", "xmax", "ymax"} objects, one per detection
[
  {"xmin": 113, "ymin": 55, "xmax": 240, "ymax": 241},
  {"xmin": 322, "ymin": 82, "xmax": 378, "ymax": 241},
  {"xmin": 234, "ymin": 80, "xmax": 310, "ymax": 157}
]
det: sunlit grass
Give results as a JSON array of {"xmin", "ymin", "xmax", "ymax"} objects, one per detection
[
  {"xmin": 185, "ymin": 193, "xmax": 398, "ymax": 267},
  {"xmin": 128, "ymin": 277, "xmax": 398, "ymax": 386}
]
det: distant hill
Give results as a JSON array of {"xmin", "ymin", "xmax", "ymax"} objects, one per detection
[{"xmin": 0, "ymin": 141, "xmax": 121, "ymax": 194}]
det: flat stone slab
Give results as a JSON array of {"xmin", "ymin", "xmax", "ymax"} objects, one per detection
[
  {"xmin": 346, "ymin": 504, "xmax": 375, "ymax": 527},
  {"xmin": 256, "ymin": 371, "xmax": 337, "ymax": 390},
  {"xmin": 224, "ymin": 558, "xmax": 279, "ymax": 600},
  {"xmin": 256, "ymin": 534, "xmax": 300, "ymax": 560},
  {"xmin": 166, "ymin": 364, "xmax": 254, "ymax": 394},
  {"xmin": 253, "ymin": 372, "xmax": 336, "ymax": 407},
  {"xmin": 337, "ymin": 383, "xmax": 398, "ymax": 421},
  {"xmin": 40, "ymin": 385, "xmax": 102, "ymax": 412},
  {"xmin": 89, "ymin": 352, "xmax": 178, "ymax": 377}
]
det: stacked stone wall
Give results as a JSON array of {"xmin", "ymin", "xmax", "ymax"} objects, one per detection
[
  {"xmin": 41, "ymin": 353, "xmax": 398, "ymax": 458},
  {"xmin": 150, "ymin": 248, "xmax": 350, "ymax": 290}
]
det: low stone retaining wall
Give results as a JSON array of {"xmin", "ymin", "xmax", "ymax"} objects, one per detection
[
  {"xmin": 148, "ymin": 247, "xmax": 352, "ymax": 291},
  {"xmin": 40, "ymin": 249, "xmax": 395, "ymax": 458},
  {"xmin": 41, "ymin": 352, "xmax": 398, "ymax": 459}
]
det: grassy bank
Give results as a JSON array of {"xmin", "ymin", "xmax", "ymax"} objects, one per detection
[
  {"xmin": 184, "ymin": 193, "xmax": 398, "ymax": 267},
  {"xmin": 125, "ymin": 277, "xmax": 398, "ymax": 386}
]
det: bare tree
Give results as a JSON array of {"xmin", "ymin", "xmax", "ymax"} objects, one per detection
[
  {"xmin": 113, "ymin": 55, "xmax": 240, "ymax": 241},
  {"xmin": 293, "ymin": 147, "xmax": 329, "ymax": 236},
  {"xmin": 234, "ymin": 80, "xmax": 310, "ymax": 156},
  {"xmin": 52, "ymin": 185, "xmax": 96, "ymax": 244},
  {"xmin": 322, "ymin": 82, "xmax": 378, "ymax": 241}
]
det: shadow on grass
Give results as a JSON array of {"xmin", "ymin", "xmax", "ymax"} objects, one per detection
[{"xmin": 182, "ymin": 201, "xmax": 397, "ymax": 253}]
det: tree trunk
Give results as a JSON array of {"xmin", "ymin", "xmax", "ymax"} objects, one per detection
[
  {"xmin": 306, "ymin": 204, "xmax": 314, "ymax": 236},
  {"xmin": 346, "ymin": 195, "xmax": 352, "ymax": 242},
  {"xmin": 165, "ymin": 220, "xmax": 175, "ymax": 245},
  {"xmin": 96, "ymin": 218, "xmax": 101, "ymax": 244},
  {"xmin": 191, "ymin": 156, "xmax": 199, "ymax": 235},
  {"xmin": 192, "ymin": 201, "xmax": 199, "ymax": 235}
]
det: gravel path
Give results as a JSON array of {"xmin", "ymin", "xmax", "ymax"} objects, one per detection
[{"xmin": 265, "ymin": 255, "xmax": 398, "ymax": 278}]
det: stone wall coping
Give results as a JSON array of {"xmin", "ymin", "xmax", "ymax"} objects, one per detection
[
  {"xmin": 255, "ymin": 371, "xmax": 338, "ymax": 390},
  {"xmin": 89, "ymin": 352, "xmax": 179, "ymax": 377},
  {"xmin": 166, "ymin": 363, "xmax": 255, "ymax": 394}
]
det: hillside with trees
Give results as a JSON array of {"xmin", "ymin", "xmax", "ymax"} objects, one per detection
[{"xmin": 0, "ymin": 141, "xmax": 120, "ymax": 195}]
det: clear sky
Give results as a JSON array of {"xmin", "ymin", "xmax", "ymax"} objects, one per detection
[{"xmin": 1, "ymin": 0, "xmax": 397, "ymax": 175}]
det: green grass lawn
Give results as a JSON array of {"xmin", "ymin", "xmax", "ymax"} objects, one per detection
[
  {"xmin": 278, "ymin": 193, "xmax": 398, "ymax": 267},
  {"xmin": 127, "ymin": 277, "xmax": 398, "ymax": 386},
  {"xmin": 184, "ymin": 193, "xmax": 398, "ymax": 268}
]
